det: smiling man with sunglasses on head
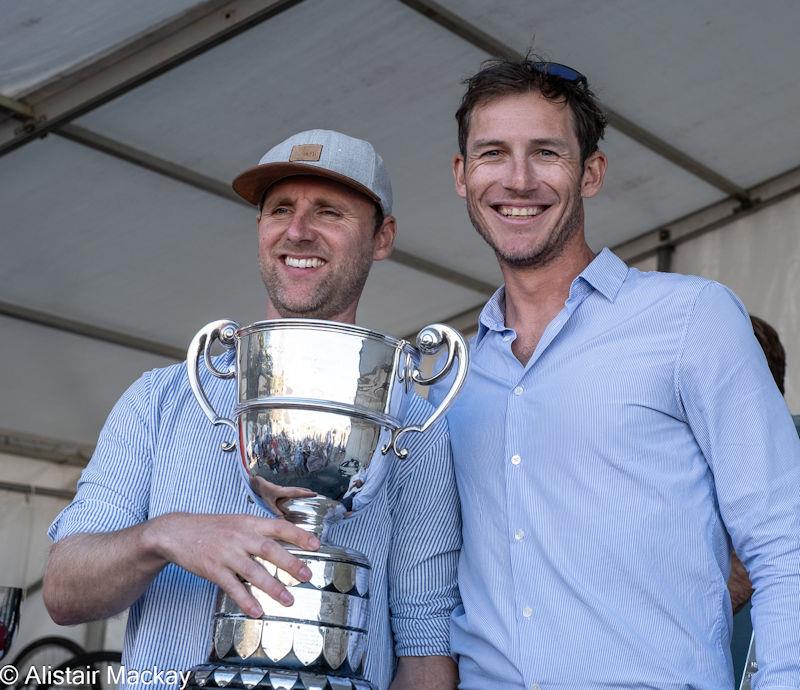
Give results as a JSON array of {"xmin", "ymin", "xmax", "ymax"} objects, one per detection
[{"xmin": 432, "ymin": 56, "xmax": 800, "ymax": 688}]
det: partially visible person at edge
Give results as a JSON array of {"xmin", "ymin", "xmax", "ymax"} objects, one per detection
[
  {"xmin": 728, "ymin": 315, "xmax": 800, "ymax": 680},
  {"xmin": 728, "ymin": 315, "xmax": 792, "ymax": 615},
  {"xmin": 42, "ymin": 130, "xmax": 460, "ymax": 690},
  {"xmin": 431, "ymin": 55, "xmax": 800, "ymax": 689}
]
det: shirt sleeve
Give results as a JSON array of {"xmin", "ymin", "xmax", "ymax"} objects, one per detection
[
  {"xmin": 676, "ymin": 281, "xmax": 800, "ymax": 687},
  {"xmin": 386, "ymin": 398, "xmax": 462, "ymax": 658},
  {"xmin": 48, "ymin": 371, "xmax": 155, "ymax": 542}
]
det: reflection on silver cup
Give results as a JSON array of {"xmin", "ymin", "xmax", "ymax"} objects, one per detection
[{"xmin": 184, "ymin": 319, "xmax": 468, "ymax": 689}]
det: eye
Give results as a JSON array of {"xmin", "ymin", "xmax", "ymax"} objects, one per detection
[
  {"xmin": 320, "ymin": 208, "xmax": 343, "ymax": 218},
  {"xmin": 481, "ymin": 149, "xmax": 502, "ymax": 158},
  {"xmin": 538, "ymin": 149, "xmax": 558, "ymax": 159},
  {"xmin": 268, "ymin": 205, "xmax": 290, "ymax": 216}
]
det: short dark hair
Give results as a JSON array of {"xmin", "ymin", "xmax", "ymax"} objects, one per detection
[
  {"xmin": 455, "ymin": 55, "xmax": 607, "ymax": 165},
  {"xmin": 750, "ymin": 315, "xmax": 786, "ymax": 395}
]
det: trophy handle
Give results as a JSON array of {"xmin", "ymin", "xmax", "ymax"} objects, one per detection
[
  {"xmin": 186, "ymin": 319, "xmax": 240, "ymax": 452},
  {"xmin": 383, "ymin": 324, "xmax": 469, "ymax": 459}
]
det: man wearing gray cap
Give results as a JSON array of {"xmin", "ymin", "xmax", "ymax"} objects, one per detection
[{"xmin": 43, "ymin": 130, "xmax": 460, "ymax": 690}]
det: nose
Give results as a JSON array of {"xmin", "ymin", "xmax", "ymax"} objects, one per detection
[
  {"xmin": 504, "ymin": 155, "xmax": 538, "ymax": 195},
  {"xmin": 284, "ymin": 209, "xmax": 317, "ymax": 243}
]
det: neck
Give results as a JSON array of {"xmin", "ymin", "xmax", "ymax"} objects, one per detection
[{"xmin": 500, "ymin": 238, "xmax": 595, "ymax": 334}]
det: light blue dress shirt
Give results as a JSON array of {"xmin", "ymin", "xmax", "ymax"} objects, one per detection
[
  {"xmin": 49, "ymin": 350, "xmax": 461, "ymax": 690},
  {"xmin": 434, "ymin": 249, "xmax": 800, "ymax": 690}
]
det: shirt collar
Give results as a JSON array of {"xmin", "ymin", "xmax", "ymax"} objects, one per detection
[
  {"xmin": 475, "ymin": 248, "xmax": 629, "ymax": 346},
  {"xmin": 476, "ymin": 285, "xmax": 508, "ymax": 344},
  {"xmin": 576, "ymin": 247, "xmax": 628, "ymax": 302}
]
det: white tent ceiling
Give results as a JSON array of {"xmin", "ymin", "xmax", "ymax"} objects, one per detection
[{"xmin": 2, "ymin": 0, "xmax": 800, "ymax": 462}]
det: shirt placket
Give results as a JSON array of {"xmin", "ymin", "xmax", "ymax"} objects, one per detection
[
  {"xmin": 502, "ymin": 291, "xmax": 591, "ymax": 690},
  {"xmin": 504, "ymin": 365, "xmax": 538, "ymax": 685}
]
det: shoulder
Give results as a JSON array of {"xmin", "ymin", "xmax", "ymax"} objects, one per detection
[
  {"xmin": 136, "ymin": 351, "xmax": 235, "ymax": 409},
  {"xmin": 145, "ymin": 360, "xmax": 190, "ymax": 396},
  {"xmin": 618, "ymin": 269, "xmax": 748, "ymax": 324},
  {"xmin": 622, "ymin": 267, "xmax": 718, "ymax": 302}
]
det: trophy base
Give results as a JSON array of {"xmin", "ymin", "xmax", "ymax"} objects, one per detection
[
  {"xmin": 183, "ymin": 663, "xmax": 375, "ymax": 689},
  {"xmin": 202, "ymin": 543, "xmax": 372, "ymax": 686}
]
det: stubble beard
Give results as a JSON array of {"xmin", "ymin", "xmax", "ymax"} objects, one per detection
[
  {"xmin": 466, "ymin": 192, "xmax": 584, "ymax": 269},
  {"xmin": 259, "ymin": 250, "xmax": 373, "ymax": 320}
]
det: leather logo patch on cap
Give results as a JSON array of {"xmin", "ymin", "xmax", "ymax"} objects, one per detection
[{"xmin": 289, "ymin": 144, "xmax": 323, "ymax": 162}]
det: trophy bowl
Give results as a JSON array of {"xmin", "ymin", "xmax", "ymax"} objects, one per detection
[
  {"xmin": 188, "ymin": 319, "xmax": 467, "ymax": 521},
  {"xmin": 184, "ymin": 319, "xmax": 468, "ymax": 689}
]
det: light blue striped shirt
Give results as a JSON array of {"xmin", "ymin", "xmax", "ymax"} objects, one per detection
[
  {"xmin": 434, "ymin": 249, "xmax": 800, "ymax": 690},
  {"xmin": 49, "ymin": 349, "xmax": 461, "ymax": 690}
]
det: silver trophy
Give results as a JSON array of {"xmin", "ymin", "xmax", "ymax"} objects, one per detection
[{"xmin": 184, "ymin": 319, "xmax": 468, "ymax": 690}]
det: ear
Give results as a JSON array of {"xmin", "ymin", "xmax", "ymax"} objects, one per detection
[
  {"xmin": 453, "ymin": 154, "xmax": 467, "ymax": 198},
  {"xmin": 372, "ymin": 215, "xmax": 396, "ymax": 262},
  {"xmin": 581, "ymin": 149, "xmax": 608, "ymax": 199}
]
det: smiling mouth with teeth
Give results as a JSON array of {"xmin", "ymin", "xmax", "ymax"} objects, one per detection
[
  {"xmin": 284, "ymin": 256, "xmax": 326, "ymax": 269},
  {"xmin": 495, "ymin": 205, "xmax": 547, "ymax": 217}
]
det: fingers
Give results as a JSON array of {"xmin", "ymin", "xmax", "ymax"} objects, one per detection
[
  {"xmin": 211, "ymin": 540, "xmax": 308, "ymax": 610},
  {"xmin": 232, "ymin": 515, "xmax": 321, "ymax": 607},
  {"xmin": 250, "ymin": 477, "xmax": 316, "ymax": 515},
  {"xmin": 237, "ymin": 557, "xmax": 296, "ymax": 609},
  {"xmin": 258, "ymin": 517, "xmax": 320, "ymax": 552},
  {"xmin": 209, "ymin": 534, "xmax": 313, "ymax": 610},
  {"xmin": 253, "ymin": 537, "xmax": 313, "ymax": 586},
  {"xmin": 217, "ymin": 570, "xmax": 264, "ymax": 618},
  {"xmin": 153, "ymin": 512, "xmax": 322, "ymax": 610}
]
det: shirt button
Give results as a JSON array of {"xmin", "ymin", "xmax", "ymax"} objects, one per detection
[
  {"xmin": 511, "ymin": 454, "xmax": 521, "ymax": 465},
  {"xmin": 513, "ymin": 385, "xmax": 524, "ymax": 396},
  {"xmin": 503, "ymin": 334, "xmax": 513, "ymax": 342},
  {"xmin": 531, "ymin": 684, "xmax": 541, "ymax": 690},
  {"xmin": 514, "ymin": 529, "xmax": 525, "ymax": 541},
  {"xmin": 523, "ymin": 606, "xmax": 533, "ymax": 618}
]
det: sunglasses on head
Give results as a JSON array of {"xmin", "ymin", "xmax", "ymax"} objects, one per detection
[{"xmin": 533, "ymin": 62, "xmax": 588, "ymax": 87}]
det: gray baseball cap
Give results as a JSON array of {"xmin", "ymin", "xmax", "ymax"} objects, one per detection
[{"xmin": 232, "ymin": 129, "xmax": 393, "ymax": 215}]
